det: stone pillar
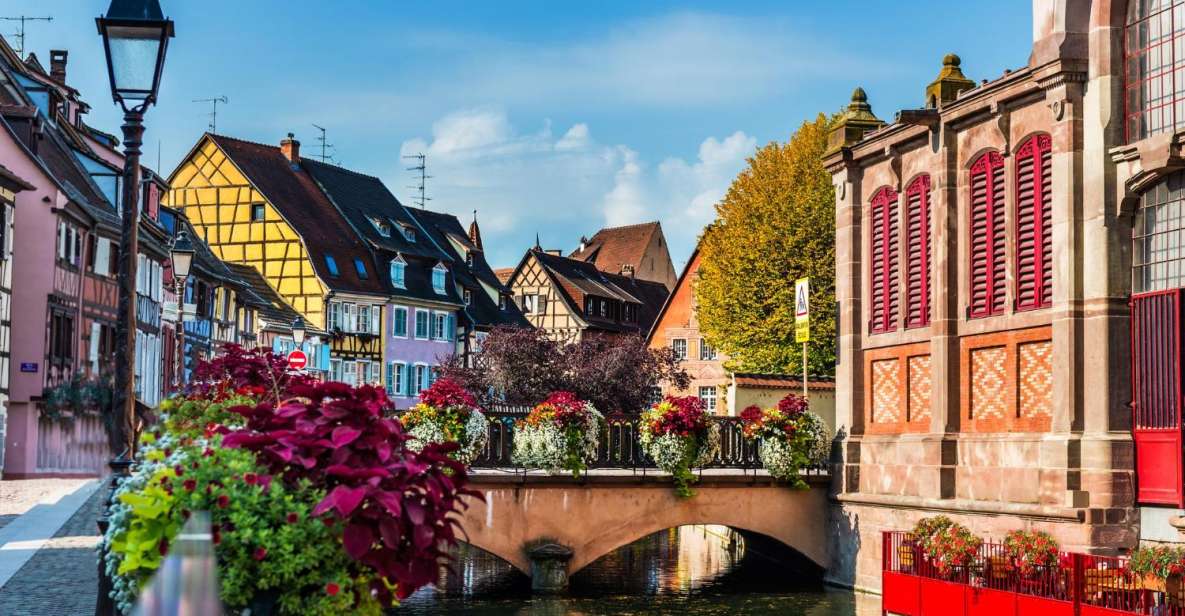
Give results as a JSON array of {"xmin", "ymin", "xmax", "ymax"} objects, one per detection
[
  {"xmin": 831, "ymin": 159, "xmax": 863, "ymax": 494},
  {"xmin": 931, "ymin": 120, "xmax": 961, "ymax": 500},
  {"xmin": 528, "ymin": 543, "xmax": 574, "ymax": 594}
]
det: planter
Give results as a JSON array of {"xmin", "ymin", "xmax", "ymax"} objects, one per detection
[{"xmin": 1141, "ymin": 572, "xmax": 1165, "ymax": 592}]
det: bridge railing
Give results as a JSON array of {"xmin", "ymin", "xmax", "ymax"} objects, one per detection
[{"xmin": 466, "ymin": 410, "xmax": 824, "ymax": 473}]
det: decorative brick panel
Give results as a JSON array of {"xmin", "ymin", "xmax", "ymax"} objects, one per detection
[
  {"xmin": 907, "ymin": 355, "xmax": 932, "ymax": 422},
  {"xmin": 872, "ymin": 358, "xmax": 902, "ymax": 424},
  {"xmin": 1018, "ymin": 340, "xmax": 1053, "ymax": 419},
  {"xmin": 970, "ymin": 346, "xmax": 1008, "ymax": 420},
  {"xmin": 960, "ymin": 326, "xmax": 1053, "ymax": 432}
]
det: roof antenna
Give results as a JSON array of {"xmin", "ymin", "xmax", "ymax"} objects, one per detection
[
  {"xmin": 192, "ymin": 96, "xmax": 228, "ymax": 133},
  {"xmin": 534, "ymin": 232, "xmax": 541, "ymax": 250},
  {"xmin": 311, "ymin": 123, "xmax": 336, "ymax": 163},
  {"xmin": 0, "ymin": 15, "xmax": 53, "ymax": 58},
  {"xmin": 403, "ymin": 152, "xmax": 431, "ymax": 209}
]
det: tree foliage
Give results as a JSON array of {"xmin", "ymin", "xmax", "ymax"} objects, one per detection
[
  {"xmin": 697, "ymin": 114, "xmax": 837, "ymax": 376},
  {"xmin": 439, "ymin": 326, "xmax": 689, "ymax": 413}
]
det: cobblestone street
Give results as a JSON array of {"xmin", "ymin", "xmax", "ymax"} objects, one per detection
[{"xmin": 0, "ymin": 485, "xmax": 102, "ymax": 615}]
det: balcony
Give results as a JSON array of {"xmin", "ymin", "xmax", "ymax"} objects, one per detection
[{"xmin": 882, "ymin": 531, "xmax": 1182, "ymax": 616}]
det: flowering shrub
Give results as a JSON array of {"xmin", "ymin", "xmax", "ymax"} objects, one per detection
[
  {"xmin": 738, "ymin": 394, "xmax": 829, "ymax": 487},
  {"xmin": 639, "ymin": 396, "xmax": 721, "ymax": 498},
  {"xmin": 911, "ymin": 516, "xmax": 982, "ymax": 578},
  {"xmin": 512, "ymin": 392, "xmax": 603, "ymax": 477},
  {"xmin": 400, "ymin": 378, "xmax": 488, "ymax": 463},
  {"xmin": 1003, "ymin": 529, "xmax": 1060, "ymax": 578},
  {"xmin": 1130, "ymin": 545, "xmax": 1185, "ymax": 580},
  {"xmin": 103, "ymin": 349, "xmax": 474, "ymax": 614}
]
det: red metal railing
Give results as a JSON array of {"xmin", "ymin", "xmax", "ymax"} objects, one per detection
[{"xmin": 882, "ymin": 531, "xmax": 1185, "ymax": 616}]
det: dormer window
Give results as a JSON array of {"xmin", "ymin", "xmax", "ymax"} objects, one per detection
[
  {"xmin": 400, "ymin": 223, "xmax": 416, "ymax": 242},
  {"xmin": 466, "ymin": 251, "xmax": 474, "ymax": 267},
  {"xmin": 389, "ymin": 256, "xmax": 406, "ymax": 289},
  {"xmin": 325, "ymin": 255, "xmax": 339, "ymax": 277},
  {"xmin": 464, "ymin": 288, "xmax": 472, "ymax": 305},
  {"xmin": 354, "ymin": 258, "xmax": 368, "ymax": 279},
  {"xmin": 432, "ymin": 263, "xmax": 448, "ymax": 294},
  {"xmin": 499, "ymin": 294, "xmax": 508, "ymax": 310},
  {"xmin": 370, "ymin": 217, "xmax": 391, "ymax": 237}
]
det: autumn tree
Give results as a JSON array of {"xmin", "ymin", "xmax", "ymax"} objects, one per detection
[{"xmin": 696, "ymin": 114, "xmax": 836, "ymax": 376}]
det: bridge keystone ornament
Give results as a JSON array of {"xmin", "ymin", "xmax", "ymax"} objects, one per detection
[{"xmin": 527, "ymin": 542, "xmax": 575, "ymax": 593}]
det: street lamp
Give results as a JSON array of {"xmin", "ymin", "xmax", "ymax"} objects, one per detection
[
  {"xmin": 292, "ymin": 316, "xmax": 306, "ymax": 346},
  {"xmin": 95, "ymin": 3, "xmax": 173, "ymax": 613},
  {"xmin": 170, "ymin": 230, "xmax": 194, "ymax": 390},
  {"xmin": 96, "ymin": 0, "xmax": 173, "ymax": 460}
]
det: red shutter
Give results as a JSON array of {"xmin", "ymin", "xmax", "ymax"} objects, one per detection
[
  {"xmin": 969, "ymin": 151, "xmax": 1006, "ymax": 318},
  {"xmin": 1131, "ymin": 289, "xmax": 1184, "ymax": 505},
  {"xmin": 905, "ymin": 175, "xmax": 931, "ymax": 328},
  {"xmin": 869, "ymin": 187, "xmax": 899, "ymax": 333},
  {"xmin": 1015, "ymin": 134, "xmax": 1053, "ymax": 311}
]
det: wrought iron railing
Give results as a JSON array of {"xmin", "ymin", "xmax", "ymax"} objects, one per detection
[{"xmin": 463, "ymin": 409, "xmax": 827, "ymax": 473}]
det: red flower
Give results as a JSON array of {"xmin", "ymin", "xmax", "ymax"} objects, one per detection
[
  {"xmin": 253, "ymin": 547, "xmax": 268, "ymax": 561},
  {"xmin": 418, "ymin": 377, "xmax": 477, "ymax": 410},
  {"xmin": 173, "ymin": 465, "xmax": 185, "ymax": 477},
  {"xmin": 244, "ymin": 472, "xmax": 257, "ymax": 485},
  {"xmin": 325, "ymin": 582, "xmax": 340, "ymax": 596},
  {"xmin": 217, "ymin": 494, "xmax": 230, "ymax": 509},
  {"xmin": 286, "ymin": 512, "xmax": 299, "ymax": 524},
  {"xmin": 183, "ymin": 479, "xmax": 196, "ymax": 492},
  {"xmin": 158, "ymin": 538, "xmax": 169, "ymax": 557},
  {"xmin": 212, "ymin": 529, "xmax": 222, "ymax": 545}
]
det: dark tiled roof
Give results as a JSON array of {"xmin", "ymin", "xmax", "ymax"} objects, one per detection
[
  {"xmin": 569, "ymin": 221, "xmax": 660, "ymax": 275},
  {"xmin": 529, "ymin": 250, "xmax": 669, "ymax": 334},
  {"xmin": 207, "ymin": 134, "xmax": 385, "ymax": 296},
  {"xmin": 224, "ymin": 262, "xmax": 326, "ymax": 336},
  {"xmin": 409, "ymin": 208, "xmax": 528, "ymax": 329}
]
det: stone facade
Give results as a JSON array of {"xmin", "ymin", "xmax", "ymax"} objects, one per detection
[{"xmin": 824, "ymin": 0, "xmax": 1139, "ymax": 592}]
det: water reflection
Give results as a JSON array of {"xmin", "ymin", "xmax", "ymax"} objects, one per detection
[{"xmin": 399, "ymin": 525, "xmax": 865, "ymax": 615}]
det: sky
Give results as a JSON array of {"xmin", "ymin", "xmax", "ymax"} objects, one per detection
[{"xmin": 4, "ymin": 1, "xmax": 1032, "ymax": 270}]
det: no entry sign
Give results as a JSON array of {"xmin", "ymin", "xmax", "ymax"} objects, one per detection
[{"xmin": 287, "ymin": 349, "xmax": 308, "ymax": 371}]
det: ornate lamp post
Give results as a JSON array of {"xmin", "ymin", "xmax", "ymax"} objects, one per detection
[
  {"xmin": 170, "ymin": 230, "xmax": 194, "ymax": 390},
  {"xmin": 97, "ymin": 0, "xmax": 173, "ymax": 459},
  {"xmin": 95, "ymin": 2, "xmax": 173, "ymax": 614},
  {"xmin": 292, "ymin": 316, "xmax": 306, "ymax": 347}
]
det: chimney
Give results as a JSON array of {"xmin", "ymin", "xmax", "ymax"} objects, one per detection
[
  {"xmin": 49, "ymin": 50, "xmax": 67, "ymax": 84},
  {"xmin": 621, "ymin": 264, "xmax": 635, "ymax": 278},
  {"xmin": 578, "ymin": 236, "xmax": 588, "ymax": 253},
  {"xmin": 280, "ymin": 133, "xmax": 300, "ymax": 164}
]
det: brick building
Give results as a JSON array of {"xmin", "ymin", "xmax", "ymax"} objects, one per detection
[{"xmin": 824, "ymin": 0, "xmax": 1149, "ymax": 592}]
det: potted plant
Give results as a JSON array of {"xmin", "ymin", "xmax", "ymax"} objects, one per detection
[
  {"xmin": 925, "ymin": 521, "xmax": 982, "ymax": 581},
  {"xmin": 1130, "ymin": 544, "xmax": 1185, "ymax": 593},
  {"xmin": 1003, "ymin": 529, "xmax": 1060, "ymax": 582},
  {"xmin": 511, "ymin": 392, "xmax": 603, "ymax": 478},
  {"xmin": 738, "ymin": 394, "xmax": 829, "ymax": 487},
  {"xmin": 638, "ymin": 396, "xmax": 721, "ymax": 498},
  {"xmin": 400, "ymin": 378, "xmax": 489, "ymax": 464}
]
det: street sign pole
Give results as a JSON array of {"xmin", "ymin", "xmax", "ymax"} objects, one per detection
[{"xmin": 794, "ymin": 277, "xmax": 810, "ymax": 400}]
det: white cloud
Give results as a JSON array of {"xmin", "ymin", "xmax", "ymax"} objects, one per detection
[{"xmin": 395, "ymin": 110, "xmax": 754, "ymax": 270}]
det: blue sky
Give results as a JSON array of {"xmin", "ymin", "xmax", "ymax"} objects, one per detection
[{"xmin": 6, "ymin": 1, "xmax": 1032, "ymax": 270}]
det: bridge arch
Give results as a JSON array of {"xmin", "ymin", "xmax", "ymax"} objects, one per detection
[{"xmin": 457, "ymin": 474, "xmax": 830, "ymax": 577}]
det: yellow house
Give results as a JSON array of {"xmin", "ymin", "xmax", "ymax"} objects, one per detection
[{"xmin": 166, "ymin": 133, "xmax": 387, "ymax": 381}]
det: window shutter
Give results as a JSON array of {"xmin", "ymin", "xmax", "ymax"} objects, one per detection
[
  {"xmin": 905, "ymin": 175, "xmax": 932, "ymax": 328},
  {"xmin": 869, "ymin": 187, "xmax": 899, "ymax": 333},
  {"xmin": 386, "ymin": 362, "xmax": 394, "ymax": 396},
  {"xmin": 1015, "ymin": 134, "xmax": 1053, "ymax": 311},
  {"xmin": 446, "ymin": 313, "xmax": 456, "ymax": 340},
  {"xmin": 371, "ymin": 306, "xmax": 381, "ymax": 335},
  {"xmin": 969, "ymin": 151, "xmax": 1006, "ymax": 318}
]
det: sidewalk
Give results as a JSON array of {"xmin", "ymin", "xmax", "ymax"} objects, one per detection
[{"xmin": 0, "ymin": 480, "xmax": 103, "ymax": 616}]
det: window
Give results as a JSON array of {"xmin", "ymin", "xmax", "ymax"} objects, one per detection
[
  {"xmin": 599, "ymin": 300, "xmax": 608, "ymax": 318},
  {"xmin": 57, "ymin": 221, "xmax": 82, "ymax": 267},
  {"xmin": 1134, "ymin": 170, "xmax": 1185, "ymax": 292},
  {"xmin": 432, "ymin": 264, "xmax": 447, "ymax": 294},
  {"xmin": 413, "ymin": 364, "xmax": 429, "ymax": 395},
  {"xmin": 869, "ymin": 187, "xmax": 899, "ymax": 333},
  {"xmin": 387, "ymin": 362, "xmax": 405, "ymax": 396},
  {"xmin": 91, "ymin": 237, "xmax": 113, "ymax": 276},
  {"xmin": 371, "ymin": 217, "xmax": 391, "ymax": 237},
  {"xmin": 415, "ymin": 310, "xmax": 429, "ymax": 339},
  {"xmin": 48, "ymin": 309, "xmax": 74, "ymax": 362},
  {"xmin": 522, "ymin": 294, "xmax": 547, "ymax": 314},
  {"xmin": 354, "ymin": 258, "xmax": 368, "ymax": 279},
  {"xmin": 464, "ymin": 288, "xmax": 472, "ymax": 305},
  {"xmin": 699, "ymin": 339, "xmax": 717, "ymax": 361},
  {"xmin": 699, "ymin": 386, "xmax": 717, "ymax": 414},
  {"xmin": 499, "ymin": 294, "xmax": 508, "ymax": 310},
  {"xmin": 904, "ymin": 175, "xmax": 932, "ymax": 328},
  {"xmin": 370, "ymin": 306, "xmax": 381, "ymax": 335},
  {"xmin": 1125, "ymin": 1, "xmax": 1185, "ymax": 141},
  {"xmin": 1014, "ymin": 134, "xmax": 1053, "ymax": 311},
  {"xmin": 389, "ymin": 257, "xmax": 406, "ymax": 288},
  {"xmin": 672, "ymin": 338, "xmax": 687, "ymax": 360},
  {"xmin": 624, "ymin": 304, "xmax": 637, "ymax": 323},
  {"xmin": 251, "ymin": 203, "xmax": 265, "ymax": 222},
  {"xmin": 329, "ymin": 358, "xmax": 343, "ymax": 382},
  {"xmin": 325, "ymin": 255, "xmax": 340, "ymax": 277},
  {"xmin": 392, "ymin": 306, "xmax": 408, "ymax": 337},
  {"xmin": 328, "ymin": 301, "xmax": 343, "ymax": 331},
  {"xmin": 358, "ymin": 304, "xmax": 371, "ymax": 333},
  {"xmin": 400, "ymin": 224, "xmax": 416, "ymax": 242},
  {"xmin": 968, "ymin": 150, "xmax": 1006, "ymax": 318},
  {"xmin": 343, "ymin": 360, "xmax": 357, "ymax": 386},
  {"xmin": 466, "ymin": 251, "xmax": 474, "ymax": 267}
]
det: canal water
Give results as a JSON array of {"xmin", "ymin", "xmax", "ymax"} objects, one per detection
[{"xmin": 398, "ymin": 525, "xmax": 872, "ymax": 615}]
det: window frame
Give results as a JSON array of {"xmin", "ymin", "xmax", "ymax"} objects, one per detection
[{"xmin": 672, "ymin": 338, "xmax": 688, "ymax": 361}]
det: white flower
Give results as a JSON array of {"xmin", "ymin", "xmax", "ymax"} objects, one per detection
[
  {"xmin": 404, "ymin": 407, "xmax": 490, "ymax": 464},
  {"xmin": 511, "ymin": 403, "xmax": 602, "ymax": 473}
]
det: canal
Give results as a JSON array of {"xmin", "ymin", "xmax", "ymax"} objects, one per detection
[{"xmin": 399, "ymin": 525, "xmax": 878, "ymax": 615}]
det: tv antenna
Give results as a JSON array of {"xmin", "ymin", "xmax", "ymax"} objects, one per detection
[
  {"xmin": 0, "ymin": 16, "xmax": 53, "ymax": 57},
  {"xmin": 403, "ymin": 153, "xmax": 431, "ymax": 209},
  {"xmin": 192, "ymin": 96, "xmax": 228, "ymax": 134},
  {"xmin": 311, "ymin": 123, "xmax": 336, "ymax": 163}
]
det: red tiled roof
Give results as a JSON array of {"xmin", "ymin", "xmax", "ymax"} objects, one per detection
[
  {"xmin": 208, "ymin": 134, "xmax": 385, "ymax": 296},
  {"xmin": 494, "ymin": 267, "xmax": 514, "ymax": 285},
  {"xmin": 568, "ymin": 221, "xmax": 659, "ymax": 275},
  {"xmin": 733, "ymin": 373, "xmax": 836, "ymax": 390}
]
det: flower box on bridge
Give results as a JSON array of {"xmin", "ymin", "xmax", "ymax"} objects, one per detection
[{"xmin": 881, "ymin": 531, "xmax": 1179, "ymax": 616}]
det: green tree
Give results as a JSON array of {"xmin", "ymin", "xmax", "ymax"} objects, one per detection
[{"xmin": 697, "ymin": 114, "xmax": 836, "ymax": 376}]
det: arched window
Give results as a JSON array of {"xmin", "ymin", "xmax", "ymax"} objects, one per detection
[
  {"xmin": 968, "ymin": 151, "xmax": 1006, "ymax": 318},
  {"xmin": 904, "ymin": 175, "xmax": 932, "ymax": 328},
  {"xmin": 1125, "ymin": 0, "xmax": 1185, "ymax": 140},
  {"xmin": 869, "ymin": 186, "xmax": 899, "ymax": 333},
  {"xmin": 1134, "ymin": 170, "xmax": 1185, "ymax": 292},
  {"xmin": 1015, "ymin": 134, "xmax": 1053, "ymax": 310}
]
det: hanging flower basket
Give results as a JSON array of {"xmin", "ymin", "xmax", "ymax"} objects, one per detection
[
  {"xmin": 400, "ymin": 378, "xmax": 489, "ymax": 464},
  {"xmin": 511, "ymin": 392, "xmax": 603, "ymax": 478},
  {"xmin": 738, "ymin": 394, "xmax": 829, "ymax": 487},
  {"xmin": 638, "ymin": 396, "xmax": 721, "ymax": 498}
]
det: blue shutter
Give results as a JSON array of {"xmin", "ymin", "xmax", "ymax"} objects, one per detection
[
  {"xmin": 402, "ymin": 364, "xmax": 412, "ymax": 396},
  {"xmin": 385, "ymin": 362, "xmax": 394, "ymax": 396},
  {"xmin": 446, "ymin": 314, "xmax": 456, "ymax": 341}
]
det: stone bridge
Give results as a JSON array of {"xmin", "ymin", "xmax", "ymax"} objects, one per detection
[{"xmin": 456, "ymin": 469, "xmax": 831, "ymax": 592}]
